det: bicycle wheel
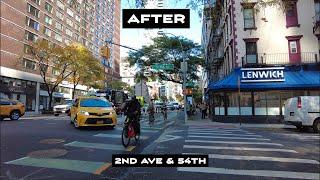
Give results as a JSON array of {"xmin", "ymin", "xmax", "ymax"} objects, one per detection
[{"xmin": 121, "ymin": 125, "xmax": 130, "ymax": 147}]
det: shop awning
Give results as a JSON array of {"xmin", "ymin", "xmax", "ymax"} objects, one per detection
[{"xmin": 208, "ymin": 65, "xmax": 320, "ymax": 91}]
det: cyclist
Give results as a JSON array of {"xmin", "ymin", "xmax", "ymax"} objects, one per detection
[
  {"xmin": 122, "ymin": 95, "xmax": 141, "ymax": 135},
  {"xmin": 161, "ymin": 102, "xmax": 167, "ymax": 121},
  {"xmin": 148, "ymin": 100, "xmax": 155, "ymax": 126}
]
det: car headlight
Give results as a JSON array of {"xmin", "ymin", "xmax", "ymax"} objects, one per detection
[{"xmin": 80, "ymin": 110, "xmax": 89, "ymax": 116}]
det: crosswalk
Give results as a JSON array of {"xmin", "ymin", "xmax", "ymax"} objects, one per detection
[
  {"xmin": 4, "ymin": 127, "xmax": 161, "ymax": 176},
  {"xmin": 178, "ymin": 126, "xmax": 320, "ymax": 179}
]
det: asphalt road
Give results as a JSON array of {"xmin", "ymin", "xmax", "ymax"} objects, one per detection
[{"xmin": 1, "ymin": 112, "xmax": 319, "ymax": 180}]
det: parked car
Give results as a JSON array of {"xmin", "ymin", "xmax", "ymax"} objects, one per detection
[
  {"xmin": 154, "ymin": 102, "xmax": 164, "ymax": 113},
  {"xmin": 53, "ymin": 99, "xmax": 74, "ymax": 116},
  {"xmin": 166, "ymin": 103, "xmax": 174, "ymax": 111},
  {"xmin": 69, "ymin": 97, "xmax": 117, "ymax": 129},
  {"xmin": 0, "ymin": 99, "xmax": 25, "ymax": 120},
  {"xmin": 284, "ymin": 96, "xmax": 320, "ymax": 133},
  {"xmin": 171, "ymin": 102, "xmax": 180, "ymax": 110}
]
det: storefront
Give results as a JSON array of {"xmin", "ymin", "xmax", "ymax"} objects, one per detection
[
  {"xmin": 0, "ymin": 77, "xmax": 37, "ymax": 111},
  {"xmin": 207, "ymin": 64, "xmax": 320, "ymax": 123}
]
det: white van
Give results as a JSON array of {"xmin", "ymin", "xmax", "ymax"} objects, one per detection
[{"xmin": 284, "ymin": 96, "xmax": 320, "ymax": 133}]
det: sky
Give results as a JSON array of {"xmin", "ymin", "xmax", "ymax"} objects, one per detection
[{"xmin": 120, "ymin": 0, "xmax": 203, "ymax": 58}]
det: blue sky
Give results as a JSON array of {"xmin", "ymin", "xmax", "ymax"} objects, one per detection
[{"xmin": 120, "ymin": 0, "xmax": 203, "ymax": 57}]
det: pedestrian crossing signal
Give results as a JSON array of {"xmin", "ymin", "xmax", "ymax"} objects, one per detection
[{"xmin": 100, "ymin": 46, "xmax": 110, "ymax": 59}]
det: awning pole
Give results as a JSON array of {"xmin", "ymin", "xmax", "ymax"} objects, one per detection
[{"xmin": 238, "ymin": 75, "xmax": 241, "ymax": 125}]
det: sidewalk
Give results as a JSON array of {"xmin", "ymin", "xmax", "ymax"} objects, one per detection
[{"xmin": 185, "ymin": 111, "xmax": 296, "ymax": 129}]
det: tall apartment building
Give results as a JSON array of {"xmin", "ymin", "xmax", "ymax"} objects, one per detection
[
  {"xmin": 0, "ymin": 0, "xmax": 121, "ymax": 112},
  {"xmin": 203, "ymin": 0, "xmax": 320, "ymax": 122}
]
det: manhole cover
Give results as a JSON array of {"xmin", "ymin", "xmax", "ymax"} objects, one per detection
[
  {"xmin": 39, "ymin": 138, "xmax": 65, "ymax": 144},
  {"xmin": 28, "ymin": 149, "xmax": 68, "ymax": 158}
]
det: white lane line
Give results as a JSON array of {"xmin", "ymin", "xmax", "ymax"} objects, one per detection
[
  {"xmin": 189, "ymin": 129, "xmax": 252, "ymax": 133},
  {"xmin": 188, "ymin": 130, "xmax": 255, "ymax": 135},
  {"xmin": 188, "ymin": 133, "xmax": 262, "ymax": 137},
  {"xmin": 183, "ymin": 145, "xmax": 298, "ymax": 153},
  {"xmin": 177, "ymin": 167, "xmax": 320, "ymax": 180},
  {"xmin": 207, "ymin": 154, "xmax": 320, "ymax": 164},
  {"xmin": 115, "ymin": 127, "xmax": 158, "ymax": 133},
  {"xmin": 189, "ymin": 128, "xmax": 246, "ymax": 132},
  {"xmin": 185, "ymin": 140, "xmax": 284, "ymax": 146},
  {"xmin": 94, "ymin": 134, "xmax": 149, "ymax": 140},
  {"xmin": 188, "ymin": 135, "xmax": 270, "ymax": 141},
  {"xmin": 5, "ymin": 157, "xmax": 29, "ymax": 164}
]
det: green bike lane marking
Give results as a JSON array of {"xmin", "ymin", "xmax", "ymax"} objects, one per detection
[
  {"xmin": 5, "ymin": 157, "xmax": 111, "ymax": 175},
  {"xmin": 64, "ymin": 141, "xmax": 136, "ymax": 151}
]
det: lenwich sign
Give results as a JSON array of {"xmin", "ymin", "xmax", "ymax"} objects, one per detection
[{"xmin": 240, "ymin": 67, "xmax": 285, "ymax": 83}]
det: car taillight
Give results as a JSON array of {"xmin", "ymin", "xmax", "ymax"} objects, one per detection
[{"xmin": 297, "ymin": 97, "xmax": 302, "ymax": 109}]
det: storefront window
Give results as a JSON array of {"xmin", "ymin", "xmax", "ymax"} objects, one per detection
[
  {"xmin": 227, "ymin": 92, "xmax": 240, "ymax": 115},
  {"xmin": 266, "ymin": 92, "xmax": 280, "ymax": 115},
  {"xmin": 214, "ymin": 93, "xmax": 224, "ymax": 115},
  {"xmin": 254, "ymin": 92, "xmax": 267, "ymax": 115},
  {"xmin": 240, "ymin": 92, "xmax": 252, "ymax": 115}
]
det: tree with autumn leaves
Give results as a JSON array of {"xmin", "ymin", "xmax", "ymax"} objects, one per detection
[{"xmin": 29, "ymin": 39, "xmax": 104, "ymax": 110}]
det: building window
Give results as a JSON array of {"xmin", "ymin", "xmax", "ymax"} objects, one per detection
[
  {"xmin": 23, "ymin": 58, "xmax": 37, "ymax": 70},
  {"xmin": 75, "ymin": 15, "xmax": 81, "ymax": 22},
  {"xmin": 74, "ymin": 24, "xmax": 80, "ymax": 32},
  {"xmin": 52, "ymin": 68, "xmax": 60, "ymax": 76},
  {"xmin": 286, "ymin": 1, "xmax": 299, "ymax": 27},
  {"xmin": 56, "ymin": 10, "xmax": 64, "ymax": 20},
  {"xmin": 55, "ymin": 21, "xmax": 63, "ymax": 31},
  {"xmin": 43, "ymin": 27, "xmax": 52, "ymax": 37},
  {"xmin": 243, "ymin": 7, "xmax": 255, "ymax": 29},
  {"xmin": 26, "ymin": 17, "xmax": 40, "ymax": 31},
  {"xmin": 57, "ymin": 0, "xmax": 65, "ymax": 10},
  {"xmin": 67, "ymin": 8, "xmax": 74, "ymax": 17},
  {"xmin": 55, "ymin": 33, "xmax": 62, "ymax": 42},
  {"xmin": 45, "ymin": 2, "xmax": 53, "ymax": 13},
  {"xmin": 44, "ymin": 15, "xmax": 52, "ymax": 25},
  {"xmin": 289, "ymin": 41, "xmax": 297, "ymax": 53},
  {"xmin": 81, "ymin": 19, "xmax": 87, "ymax": 28},
  {"xmin": 31, "ymin": 0, "xmax": 41, "ymax": 6},
  {"xmin": 65, "ymin": 39, "xmax": 71, "ymax": 44},
  {"xmin": 66, "ymin": 28, "xmax": 73, "ymax": 37},
  {"xmin": 25, "ymin": 31, "xmax": 38, "ymax": 42},
  {"xmin": 66, "ymin": 18, "xmax": 73, "ymax": 27},
  {"xmin": 245, "ymin": 41, "xmax": 258, "ymax": 64},
  {"xmin": 24, "ymin": 44, "xmax": 32, "ymax": 54},
  {"xmin": 27, "ymin": 4, "xmax": 40, "ymax": 18}
]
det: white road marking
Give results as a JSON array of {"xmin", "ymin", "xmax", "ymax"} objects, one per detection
[
  {"xmin": 188, "ymin": 133, "xmax": 262, "ymax": 137},
  {"xmin": 177, "ymin": 167, "xmax": 320, "ymax": 180},
  {"xmin": 155, "ymin": 135, "xmax": 182, "ymax": 143},
  {"xmin": 188, "ymin": 135, "xmax": 270, "ymax": 141},
  {"xmin": 207, "ymin": 154, "xmax": 320, "ymax": 164},
  {"xmin": 185, "ymin": 140, "xmax": 284, "ymax": 146},
  {"xmin": 183, "ymin": 145, "xmax": 298, "ymax": 153},
  {"xmin": 188, "ymin": 130, "xmax": 255, "ymax": 135},
  {"xmin": 189, "ymin": 128, "xmax": 246, "ymax": 132},
  {"xmin": 94, "ymin": 134, "xmax": 149, "ymax": 140}
]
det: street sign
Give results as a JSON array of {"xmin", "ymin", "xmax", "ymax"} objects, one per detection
[
  {"xmin": 186, "ymin": 81, "xmax": 195, "ymax": 87},
  {"xmin": 151, "ymin": 63, "xmax": 174, "ymax": 71},
  {"xmin": 100, "ymin": 46, "xmax": 110, "ymax": 59}
]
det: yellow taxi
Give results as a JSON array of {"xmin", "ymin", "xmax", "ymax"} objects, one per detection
[
  {"xmin": 0, "ymin": 99, "xmax": 25, "ymax": 120},
  {"xmin": 69, "ymin": 96, "xmax": 117, "ymax": 128}
]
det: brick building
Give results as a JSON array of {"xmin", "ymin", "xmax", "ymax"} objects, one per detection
[{"xmin": 0, "ymin": 0, "xmax": 121, "ymax": 112}]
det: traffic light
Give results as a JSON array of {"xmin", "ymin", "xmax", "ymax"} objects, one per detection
[
  {"xmin": 183, "ymin": 88, "xmax": 193, "ymax": 95},
  {"xmin": 100, "ymin": 46, "xmax": 110, "ymax": 59}
]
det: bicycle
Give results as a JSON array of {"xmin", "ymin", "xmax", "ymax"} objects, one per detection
[{"xmin": 121, "ymin": 116, "xmax": 140, "ymax": 147}]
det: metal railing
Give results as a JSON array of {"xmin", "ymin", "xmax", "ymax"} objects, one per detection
[{"xmin": 242, "ymin": 52, "xmax": 319, "ymax": 66}]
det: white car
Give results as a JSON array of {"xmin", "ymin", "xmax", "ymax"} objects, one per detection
[
  {"xmin": 53, "ymin": 99, "xmax": 74, "ymax": 116},
  {"xmin": 284, "ymin": 96, "xmax": 320, "ymax": 133}
]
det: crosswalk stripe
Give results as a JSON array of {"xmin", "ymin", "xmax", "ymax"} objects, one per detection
[
  {"xmin": 207, "ymin": 154, "xmax": 320, "ymax": 164},
  {"xmin": 188, "ymin": 133, "xmax": 262, "ymax": 137},
  {"xmin": 188, "ymin": 130, "xmax": 255, "ymax": 135},
  {"xmin": 188, "ymin": 135, "xmax": 270, "ymax": 141},
  {"xmin": 64, "ymin": 141, "xmax": 135, "ymax": 151},
  {"xmin": 189, "ymin": 129, "xmax": 250, "ymax": 133},
  {"xmin": 183, "ymin": 145, "xmax": 298, "ymax": 153},
  {"xmin": 177, "ymin": 167, "xmax": 320, "ymax": 179},
  {"xmin": 94, "ymin": 134, "xmax": 149, "ymax": 140},
  {"xmin": 185, "ymin": 140, "xmax": 284, "ymax": 146},
  {"xmin": 5, "ymin": 157, "xmax": 111, "ymax": 174},
  {"xmin": 189, "ymin": 128, "xmax": 246, "ymax": 131}
]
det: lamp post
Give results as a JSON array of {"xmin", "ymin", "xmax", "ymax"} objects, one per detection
[{"xmin": 157, "ymin": 32, "xmax": 188, "ymax": 124}]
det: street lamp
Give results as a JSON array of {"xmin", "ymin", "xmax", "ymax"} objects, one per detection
[{"xmin": 157, "ymin": 32, "xmax": 188, "ymax": 124}]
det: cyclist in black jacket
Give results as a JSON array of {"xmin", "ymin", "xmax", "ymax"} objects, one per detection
[{"xmin": 122, "ymin": 95, "xmax": 141, "ymax": 134}]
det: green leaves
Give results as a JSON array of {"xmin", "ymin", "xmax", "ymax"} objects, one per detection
[{"xmin": 125, "ymin": 35, "xmax": 203, "ymax": 84}]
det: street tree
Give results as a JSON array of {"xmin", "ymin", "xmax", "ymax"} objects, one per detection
[
  {"xmin": 64, "ymin": 43, "xmax": 104, "ymax": 99},
  {"xmin": 29, "ymin": 39, "xmax": 72, "ymax": 111},
  {"xmin": 106, "ymin": 80, "xmax": 133, "ymax": 93},
  {"xmin": 125, "ymin": 36, "xmax": 203, "ymax": 84}
]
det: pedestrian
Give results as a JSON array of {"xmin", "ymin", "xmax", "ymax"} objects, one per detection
[{"xmin": 201, "ymin": 102, "xmax": 206, "ymax": 119}]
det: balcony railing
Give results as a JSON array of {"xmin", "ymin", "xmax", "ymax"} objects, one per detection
[{"xmin": 242, "ymin": 52, "xmax": 319, "ymax": 67}]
